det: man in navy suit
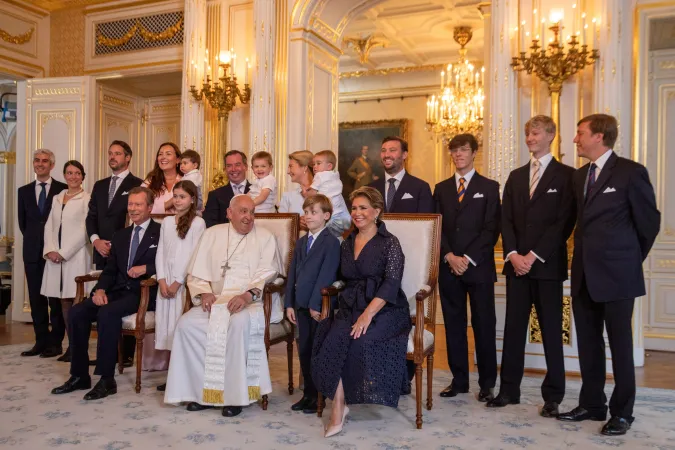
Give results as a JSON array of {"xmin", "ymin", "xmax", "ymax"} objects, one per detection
[
  {"xmin": 52, "ymin": 187, "xmax": 161, "ymax": 401},
  {"xmin": 369, "ymin": 136, "xmax": 434, "ymax": 214},
  {"xmin": 203, "ymin": 150, "xmax": 251, "ymax": 228},
  {"xmin": 488, "ymin": 115, "xmax": 575, "ymax": 417},
  {"xmin": 434, "ymin": 133, "xmax": 501, "ymax": 403},
  {"xmin": 17, "ymin": 149, "xmax": 67, "ymax": 357},
  {"xmin": 558, "ymin": 114, "xmax": 660, "ymax": 436},
  {"xmin": 285, "ymin": 194, "xmax": 341, "ymax": 414}
]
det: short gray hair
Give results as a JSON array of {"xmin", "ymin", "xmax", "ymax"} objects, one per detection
[
  {"xmin": 229, "ymin": 193, "xmax": 253, "ymax": 208},
  {"xmin": 33, "ymin": 148, "xmax": 55, "ymax": 164}
]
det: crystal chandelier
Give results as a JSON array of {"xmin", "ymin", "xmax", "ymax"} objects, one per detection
[{"xmin": 426, "ymin": 27, "xmax": 485, "ymax": 144}]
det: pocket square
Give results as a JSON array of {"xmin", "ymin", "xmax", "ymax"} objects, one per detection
[
  {"xmin": 603, "ymin": 187, "xmax": 616, "ymax": 193},
  {"xmin": 401, "ymin": 193, "xmax": 414, "ymax": 200},
  {"xmin": 547, "ymin": 188, "xmax": 557, "ymax": 193},
  {"xmin": 149, "ymin": 244, "xmax": 158, "ymax": 249},
  {"xmin": 121, "ymin": 191, "xmax": 129, "ymax": 195},
  {"xmin": 473, "ymin": 193, "xmax": 484, "ymax": 198}
]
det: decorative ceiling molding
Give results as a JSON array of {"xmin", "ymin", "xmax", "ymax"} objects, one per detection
[
  {"xmin": 339, "ymin": 63, "xmax": 444, "ymax": 79},
  {"xmin": 343, "ymin": 34, "xmax": 389, "ymax": 65},
  {"xmin": 0, "ymin": 26, "xmax": 35, "ymax": 45}
]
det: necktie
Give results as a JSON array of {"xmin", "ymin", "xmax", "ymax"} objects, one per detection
[
  {"xmin": 529, "ymin": 160, "xmax": 541, "ymax": 199},
  {"xmin": 586, "ymin": 163, "xmax": 597, "ymax": 200},
  {"xmin": 128, "ymin": 226, "xmax": 142, "ymax": 270},
  {"xmin": 457, "ymin": 177, "xmax": 466, "ymax": 203},
  {"xmin": 108, "ymin": 176, "xmax": 119, "ymax": 206},
  {"xmin": 234, "ymin": 184, "xmax": 242, "ymax": 194},
  {"xmin": 37, "ymin": 182, "xmax": 47, "ymax": 214},
  {"xmin": 306, "ymin": 235, "xmax": 314, "ymax": 254},
  {"xmin": 386, "ymin": 178, "xmax": 397, "ymax": 212}
]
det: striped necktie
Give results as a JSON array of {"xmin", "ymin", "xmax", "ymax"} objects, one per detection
[
  {"xmin": 530, "ymin": 160, "xmax": 540, "ymax": 198},
  {"xmin": 457, "ymin": 177, "xmax": 466, "ymax": 203},
  {"xmin": 108, "ymin": 176, "xmax": 119, "ymax": 206}
]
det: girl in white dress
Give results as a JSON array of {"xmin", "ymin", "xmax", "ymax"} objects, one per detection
[{"xmin": 154, "ymin": 180, "xmax": 206, "ymax": 390}]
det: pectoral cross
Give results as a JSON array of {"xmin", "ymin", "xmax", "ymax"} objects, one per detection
[{"xmin": 221, "ymin": 262, "xmax": 230, "ymax": 277}]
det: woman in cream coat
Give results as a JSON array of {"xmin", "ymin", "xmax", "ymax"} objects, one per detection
[{"xmin": 41, "ymin": 160, "xmax": 91, "ymax": 362}]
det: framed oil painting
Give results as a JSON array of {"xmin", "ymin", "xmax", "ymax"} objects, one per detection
[{"xmin": 338, "ymin": 119, "xmax": 409, "ymax": 202}]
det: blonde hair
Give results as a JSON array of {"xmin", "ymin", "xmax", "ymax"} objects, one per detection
[
  {"xmin": 349, "ymin": 186, "xmax": 384, "ymax": 220},
  {"xmin": 525, "ymin": 115, "xmax": 556, "ymax": 135},
  {"xmin": 288, "ymin": 150, "xmax": 315, "ymax": 175},
  {"xmin": 251, "ymin": 151, "xmax": 273, "ymax": 166},
  {"xmin": 315, "ymin": 150, "xmax": 337, "ymax": 168}
]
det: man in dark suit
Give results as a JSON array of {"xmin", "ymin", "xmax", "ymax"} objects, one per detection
[
  {"xmin": 17, "ymin": 149, "xmax": 67, "ymax": 357},
  {"xmin": 52, "ymin": 187, "xmax": 161, "ymax": 401},
  {"xmin": 369, "ymin": 136, "xmax": 434, "ymax": 214},
  {"xmin": 86, "ymin": 141, "xmax": 143, "ymax": 366},
  {"xmin": 203, "ymin": 150, "xmax": 251, "ymax": 228},
  {"xmin": 487, "ymin": 116, "xmax": 575, "ymax": 417},
  {"xmin": 434, "ymin": 133, "xmax": 500, "ymax": 402},
  {"xmin": 557, "ymin": 114, "xmax": 660, "ymax": 436}
]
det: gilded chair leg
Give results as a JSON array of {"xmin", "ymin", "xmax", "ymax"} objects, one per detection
[
  {"xmin": 135, "ymin": 335, "xmax": 143, "ymax": 394},
  {"xmin": 317, "ymin": 393, "xmax": 324, "ymax": 418},
  {"xmin": 415, "ymin": 363, "xmax": 423, "ymax": 429},
  {"xmin": 426, "ymin": 354, "xmax": 434, "ymax": 411},
  {"xmin": 262, "ymin": 394, "xmax": 268, "ymax": 410},
  {"xmin": 287, "ymin": 338, "xmax": 294, "ymax": 395},
  {"xmin": 117, "ymin": 336, "xmax": 124, "ymax": 374}
]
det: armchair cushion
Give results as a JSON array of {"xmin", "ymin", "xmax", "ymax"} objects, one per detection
[
  {"xmin": 406, "ymin": 326, "xmax": 434, "ymax": 353},
  {"xmin": 121, "ymin": 312, "xmax": 156, "ymax": 331},
  {"xmin": 268, "ymin": 319, "xmax": 293, "ymax": 341}
]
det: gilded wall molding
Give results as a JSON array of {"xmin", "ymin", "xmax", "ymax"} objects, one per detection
[
  {"xmin": 34, "ymin": 87, "xmax": 80, "ymax": 96},
  {"xmin": 0, "ymin": 26, "xmax": 34, "ymax": 45},
  {"xmin": 0, "ymin": 151, "xmax": 17, "ymax": 164},
  {"xmin": 152, "ymin": 103, "xmax": 180, "ymax": 112},
  {"xmin": 661, "ymin": 60, "xmax": 675, "ymax": 70},
  {"xmin": 96, "ymin": 16, "xmax": 183, "ymax": 48},
  {"xmin": 106, "ymin": 117, "xmax": 131, "ymax": 133},
  {"xmin": 340, "ymin": 64, "xmax": 445, "ymax": 79},
  {"xmin": 103, "ymin": 94, "xmax": 135, "ymax": 109}
]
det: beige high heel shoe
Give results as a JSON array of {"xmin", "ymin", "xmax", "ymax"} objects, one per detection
[{"xmin": 324, "ymin": 406, "xmax": 349, "ymax": 438}]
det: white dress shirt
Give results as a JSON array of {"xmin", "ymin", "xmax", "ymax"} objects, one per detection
[
  {"xmin": 307, "ymin": 226, "xmax": 326, "ymax": 251},
  {"xmin": 128, "ymin": 218, "xmax": 151, "ymax": 268},
  {"xmin": 384, "ymin": 169, "xmax": 406, "ymax": 200},
  {"xmin": 91, "ymin": 169, "xmax": 132, "ymax": 244},
  {"xmin": 35, "ymin": 177, "xmax": 53, "ymax": 203},
  {"xmin": 585, "ymin": 149, "xmax": 614, "ymax": 195}
]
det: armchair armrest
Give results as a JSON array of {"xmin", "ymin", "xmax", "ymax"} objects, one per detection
[
  {"xmin": 74, "ymin": 273, "xmax": 101, "ymax": 305},
  {"xmin": 134, "ymin": 278, "xmax": 158, "ymax": 332},
  {"xmin": 263, "ymin": 276, "xmax": 287, "ymax": 350},
  {"xmin": 319, "ymin": 281, "xmax": 345, "ymax": 320},
  {"xmin": 411, "ymin": 286, "xmax": 434, "ymax": 362}
]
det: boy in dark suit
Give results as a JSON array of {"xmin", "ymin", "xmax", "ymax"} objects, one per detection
[
  {"xmin": 488, "ymin": 115, "xmax": 575, "ymax": 416},
  {"xmin": 285, "ymin": 194, "xmax": 341, "ymax": 414},
  {"xmin": 434, "ymin": 133, "xmax": 501, "ymax": 403}
]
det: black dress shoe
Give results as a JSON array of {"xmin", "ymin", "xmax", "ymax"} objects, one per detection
[
  {"xmin": 156, "ymin": 383, "xmax": 166, "ymax": 392},
  {"xmin": 83, "ymin": 378, "xmax": 117, "ymax": 401},
  {"xmin": 540, "ymin": 401, "xmax": 560, "ymax": 418},
  {"xmin": 557, "ymin": 406, "xmax": 606, "ymax": 422},
  {"xmin": 401, "ymin": 381, "xmax": 412, "ymax": 396},
  {"xmin": 21, "ymin": 345, "xmax": 45, "ymax": 357},
  {"xmin": 601, "ymin": 416, "xmax": 634, "ymax": 436},
  {"xmin": 122, "ymin": 357, "xmax": 133, "ymax": 368},
  {"xmin": 486, "ymin": 393, "xmax": 519, "ymax": 408},
  {"xmin": 40, "ymin": 347, "xmax": 63, "ymax": 358},
  {"xmin": 302, "ymin": 398, "xmax": 318, "ymax": 414},
  {"xmin": 291, "ymin": 396, "xmax": 309, "ymax": 411},
  {"xmin": 222, "ymin": 405, "xmax": 242, "ymax": 417},
  {"xmin": 186, "ymin": 402, "xmax": 214, "ymax": 412},
  {"xmin": 477, "ymin": 388, "xmax": 495, "ymax": 403},
  {"xmin": 439, "ymin": 383, "xmax": 469, "ymax": 398},
  {"xmin": 57, "ymin": 348, "xmax": 71, "ymax": 362},
  {"xmin": 51, "ymin": 376, "xmax": 92, "ymax": 395}
]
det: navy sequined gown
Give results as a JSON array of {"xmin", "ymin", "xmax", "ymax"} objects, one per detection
[{"xmin": 312, "ymin": 222, "xmax": 411, "ymax": 408}]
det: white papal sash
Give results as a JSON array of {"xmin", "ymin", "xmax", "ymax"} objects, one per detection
[{"xmin": 202, "ymin": 291, "xmax": 266, "ymax": 405}]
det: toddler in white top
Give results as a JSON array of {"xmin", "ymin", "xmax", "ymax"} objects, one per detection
[
  {"xmin": 248, "ymin": 151, "xmax": 277, "ymax": 213},
  {"xmin": 308, "ymin": 150, "xmax": 351, "ymax": 237},
  {"xmin": 180, "ymin": 150, "xmax": 204, "ymax": 214}
]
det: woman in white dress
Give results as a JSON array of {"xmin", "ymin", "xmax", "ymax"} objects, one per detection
[
  {"xmin": 154, "ymin": 180, "xmax": 206, "ymax": 390},
  {"xmin": 41, "ymin": 160, "xmax": 91, "ymax": 362},
  {"xmin": 142, "ymin": 142, "xmax": 182, "ymax": 214}
]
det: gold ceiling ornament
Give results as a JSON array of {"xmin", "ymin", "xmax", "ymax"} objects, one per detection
[
  {"xmin": 342, "ymin": 34, "xmax": 389, "ymax": 65},
  {"xmin": 0, "ymin": 27, "xmax": 35, "ymax": 45},
  {"xmin": 426, "ymin": 26, "xmax": 485, "ymax": 145},
  {"xmin": 340, "ymin": 63, "xmax": 444, "ymax": 79},
  {"xmin": 96, "ymin": 16, "xmax": 183, "ymax": 48}
]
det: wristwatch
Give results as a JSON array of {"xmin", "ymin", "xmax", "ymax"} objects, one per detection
[{"xmin": 247, "ymin": 288, "xmax": 260, "ymax": 301}]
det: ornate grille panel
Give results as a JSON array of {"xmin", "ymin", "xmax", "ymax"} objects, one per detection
[{"xmin": 95, "ymin": 11, "xmax": 184, "ymax": 55}]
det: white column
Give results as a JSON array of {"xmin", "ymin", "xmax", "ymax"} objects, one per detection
[
  {"xmin": 180, "ymin": 0, "xmax": 207, "ymax": 163},
  {"xmin": 250, "ymin": 0, "xmax": 276, "ymax": 168},
  {"xmin": 486, "ymin": 0, "xmax": 519, "ymax": 189}
]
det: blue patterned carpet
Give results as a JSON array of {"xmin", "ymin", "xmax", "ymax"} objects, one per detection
[{"xmin": 0, "ymin": 342, "xmax": 674, "ymax": 449}]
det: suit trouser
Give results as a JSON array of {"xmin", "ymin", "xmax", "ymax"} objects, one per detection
[
  {"xmin": 296, "ymin": 308, "xmax": 318, "ymax": 398},
  {"xmin": 574, "ymin": 277, "xmax": 635, "ymax": 419},
  {"xmin": 499, "ymin": 276, "xmax": 565, "ymax": 402},
  {"xmin": 24, "ymin": 260, "xmax": 64, "ymax": 349},
  {"xmin": 439, "ymin": 264, "xmax": 497, "ymax": 390},
  {"xmin": 96, "ymin": 260, "xmax": 136, "ymax": 360},
  {"xmin": 68, "ymin": 290, "xmax": 140, "ymax": 378}
]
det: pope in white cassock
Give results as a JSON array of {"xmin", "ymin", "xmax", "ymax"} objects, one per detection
[{"xmin": 163, "ymin": 195, "xmax": 281, "ymax": 417}]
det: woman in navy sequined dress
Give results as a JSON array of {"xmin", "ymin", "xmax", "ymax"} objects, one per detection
[{"xmin": 312, "ymin": 187, "xmax": 411, "ymax": 437}]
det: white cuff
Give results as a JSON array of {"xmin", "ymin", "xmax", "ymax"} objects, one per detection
[
  {"xmin": 464, "ymin": 254, "xmax": 477, "ymax": 266},
  {"xmin": 90, "ymin": 234, "xmax": 100, "ymax": 244},
  {"xmin": 505, "ymin": 250, "xmax": 517, "ymax": 262},
  {"xmin": 530, "ymin": 251, "xmax": 545, "ymax": 263}
]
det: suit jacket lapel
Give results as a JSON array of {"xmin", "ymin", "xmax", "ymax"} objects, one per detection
[
  {"xmin": 27, "ymin": 181, "xmax": 40, "ymax": 214},
  {"xmin": 391, "ymin": 173, "xmax": 409, "ymax": 209},
  {"xmin": 43, "ymin": 182, "xmax": 60, "ymax": 219},
  {"xmin": 530, "ymin": 159, "xmax": 559, "ymax": 203},
  {"xmin": 459, "ymin": 173, "xmax": 480, "ymax": 211},
  {"xmin": 108, "ymin": 175, "xmax": 135, "ymax": 213},
  {"xmin": 585, "ymin": 152, "xmax": 618, "ymax": 206},
  {"xmin": 131, "ymin": 221, "xmax": 158, "ymax": 265}
]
